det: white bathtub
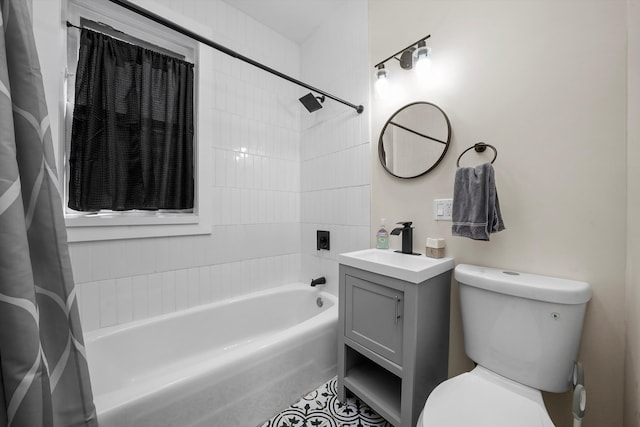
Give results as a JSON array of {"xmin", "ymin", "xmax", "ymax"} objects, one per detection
[{"xmin": 85, "ymin": 284, "xmax": 338, "ymax": 427}]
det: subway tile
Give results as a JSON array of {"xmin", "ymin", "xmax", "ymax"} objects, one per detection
[
  {"xmin": 193, "ymin": 0, "xmax": 211, "ymax": 28},
  {"xmin": 211, "ymin": 187, "xmax": 222, "ymax": 225},
  {"xmin": 187, "ymin": 267, "xmax": 200, "ymax": 307},
  {"xmin": 110, "ymin": 240, "xmax": 130, "ymax": 278},
  {"xmin": 253, "ymin": 156, "xmax": 263, "ymax": 189},
  {"xmin": 174, "ymin": 269, "xmax": 189, "ymax": 311},
  {"xmin": 267, "ymin": 257, "xmax": 281, "ymax": 289},
  {"xmin": 231, "ymin": 188, "xmax": 242, "ymax": 224},
  {"xmin": 115, "ymin": 276, "xmax": 133, "ymax": 325},
  {"xmin": 69, "ymin": 242, "xmax": 92, "ymax": 284},
  {"xmin": 220, "ymin": 187, "xmax": 232, "ymax": 225},
  {"xmin": 265, "ymin": 191, "xmax": 275, "ymax": 224},
  {"xmin": 161, "ymin": 270, "xmax": 176, "ymax": 314},
  {"xmin": 359, "ymin": 186, "xmax": 371, "ymax": 227},
  {"xmin": 249, "ymin": 189, "xmax": 259, "ymax": 224},
  {"xmin": 154, "ymin": 238, "xmax": 170, "ymax": 274},
  {"xmin": 98, "ymin": 279, "xmax": 117, "ymax": 328},
  {"xmin": 240, "ymin": 260, "xmax": 251, "ymax": 293},
  {"xmin": 91, "ymin": 242, "xmax": 112, "ymax": 281},
  {"xmin": 229, "ymin": 261, "xmax": 241, "ymax": 295},
  {"xmin": 211, "ymin": 112, "xmax": 223, "ymax": 152},
  {"xmin": 79, "ymin": 282, "xmax": 100, "ymax": 332},
  {"xmin": 256, "ymin": 123, "xmax": 266, "ymax": 156},
  {"xmin": 240, "ymin": 188, "xmax": 251, "ymax": 224},
  {"xmin": 199, "ymin": 266, "xmax": 212, "ymax": 303},
  {"xmin": 135, "ymin": 239, "xmax": 157, "ymax": 276},
  {"xmin": 256, "ymin": 257, "xmax": 269, "ymax": 289},
  {"xmin": 209, "ymin": 264, "xmax": 221, "ymax": 302},
  {"xmin": 147, "ymin": 273, "xmax": 162, "ymax": 317},
  {"xmin": 192, "ymin": 235, "xmax": 209, "ymax": 267},
  {"xmin": 225, "ymin": 150, "xmax": 236, "ymax": 187},
  {"xmin": 244, "ymin": 154, "xmax": 255, "ymax": 189},
  {"xmin": 177, "ymin": 236, "xmax": 195, "ymax": 270},
  {"xmin": 132, "ymin": 275, "xmax": 148, "ymax": 321},
  {"xmin": 246, "ymin": 258, "xmax": 259, "ymax": 293},
  {"xmin": 218, "ymin": 263, "xmax": 232, "ymax": 300}
]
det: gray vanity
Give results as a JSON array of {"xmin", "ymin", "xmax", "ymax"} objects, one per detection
[{"xmin": 337, "ymin": 249, "xmax": 454, "ymax": 427}]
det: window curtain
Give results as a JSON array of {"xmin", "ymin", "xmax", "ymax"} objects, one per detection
[
  {"xmin": 0, "ymin": 0, "xmax": 97, "ymax": 426},
  {"xmin": 69, "ymin": 28, "xmax": 194, "ymax": 211}
]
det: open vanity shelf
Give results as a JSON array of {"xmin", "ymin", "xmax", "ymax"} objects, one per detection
[{"xmin": 343, "ymin": 346, "xmax": 403, "ymax": 424}]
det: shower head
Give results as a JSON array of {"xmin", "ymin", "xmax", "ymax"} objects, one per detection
[{"xmin": 299, "ymin": 92, "xmax": 325, "ymax": 113}]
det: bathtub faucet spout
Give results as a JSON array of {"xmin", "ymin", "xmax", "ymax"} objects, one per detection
[{"xmin": 310, "ymin": 277, "xmax": 326, "ymax": 287}]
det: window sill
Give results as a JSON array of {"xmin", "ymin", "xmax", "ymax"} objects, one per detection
[{"xmin": 65, "ymin": 211, "xmax": 211, "ymax": 242}]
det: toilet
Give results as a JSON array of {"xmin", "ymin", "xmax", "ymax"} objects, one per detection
[{"xmin": 418, "ymin": 264, "xmax": 591, "ymax": 427}]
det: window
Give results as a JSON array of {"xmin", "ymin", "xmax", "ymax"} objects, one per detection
[
  {"xmin": 69, "ymin": 26, "xmax": 194, "ymax": 211},
  {"xmin": 63, "ymin": 0, "xmax": 211, "ymax": 241}
]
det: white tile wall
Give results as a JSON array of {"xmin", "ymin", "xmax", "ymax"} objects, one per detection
[
  {"xmin": 67, "ymin": 0, "xmax": 303, "ymax": 332},
  {"xmin": 52, "ymin": 0, "xmax": 371, "ymax": 330},
  {"xmin": 298, "ymin": 0, "xmax": 371, "ymax": 296}
]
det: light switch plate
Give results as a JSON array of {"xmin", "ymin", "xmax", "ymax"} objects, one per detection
[{"xmin": 434, "ymin": 199, "xmax": 453, "ymax": 221}]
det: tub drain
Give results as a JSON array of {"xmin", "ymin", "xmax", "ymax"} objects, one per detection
[{"xmin": 316, "ymin": 297, "xmax": 324, "ymax": 308}]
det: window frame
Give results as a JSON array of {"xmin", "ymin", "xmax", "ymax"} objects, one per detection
[{"xmin": 61, "ymin": 0, "xmax": 211, "ymax": 242}]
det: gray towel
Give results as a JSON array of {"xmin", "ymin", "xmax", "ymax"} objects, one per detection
[{"xmin": 451, "ymin": 163, "xmax": 505, "ymax": 240}]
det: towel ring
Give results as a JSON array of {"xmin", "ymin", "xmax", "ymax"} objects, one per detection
[{"xmin": 456, "ymin": 142, "xmax": 497, "ymax": 167}]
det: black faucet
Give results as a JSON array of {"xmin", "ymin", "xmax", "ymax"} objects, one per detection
[
  {"xmin": 390, "ymin": 221, "xmax": 419, "ymax": 255},
  {"xmin": 310, "ymin": 277, "xmax": 326, "ymax": 287}
]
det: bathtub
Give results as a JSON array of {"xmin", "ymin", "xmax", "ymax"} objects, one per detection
[{"xmin": 84, "ymin": 284, "xmax": 338, "ymax": 427}]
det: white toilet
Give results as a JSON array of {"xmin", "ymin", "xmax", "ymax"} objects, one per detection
[{"xmin": 418, "ymin": 264, "xmax": 591, "ymax": 427}]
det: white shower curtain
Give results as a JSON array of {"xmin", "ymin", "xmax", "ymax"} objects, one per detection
[{"xmin": 0, "ymin": 0, "xmax": 97, "ymax": 425}]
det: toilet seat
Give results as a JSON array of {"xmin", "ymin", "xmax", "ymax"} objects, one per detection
[{"xmin": 419, "ymin": 366, "xmax": 555, "ymax": 427}]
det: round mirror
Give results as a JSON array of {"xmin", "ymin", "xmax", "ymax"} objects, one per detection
[{"xmin": 378, "ymin": 102, "xmax": 451, "ymax": 179}]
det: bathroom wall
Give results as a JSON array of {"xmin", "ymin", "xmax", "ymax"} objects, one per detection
[
  {"xmin": 299, "ymin": 0, "xmax": 370, "ymax": 295},
  {"xmin": 369, "ymin": 2, "xmax": 627, "ymax": 427},
  {"xmin": 626, "ymin": 1, "xmax": 640, "ymax": 425},
  {"xmin": 33, "ymin": 0, "xmax": 303, "ymax": 331}
]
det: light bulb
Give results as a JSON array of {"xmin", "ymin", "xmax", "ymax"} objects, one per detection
[
  {"xmin": 374, "ymin": 64, "xmax": 390, "ymax": 95},
  {"xmin": 375, "ymin": 64, "xmax": 389, "ymax": 81},
  {"xmin": 413, "ymin": 43, "xmax": 431, "ymax": 74},
  {"xmin": 414, "ymin": 42, "xmax": 431, "ymax": 79},
  {"xmin": 374, "ymin": 65, "xmax": 390, "ymax": 96}
]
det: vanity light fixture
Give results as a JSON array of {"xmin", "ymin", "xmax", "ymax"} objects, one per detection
[{"xmin": 373, "ymin": 35, "xmax": 431, "ymax": 80}]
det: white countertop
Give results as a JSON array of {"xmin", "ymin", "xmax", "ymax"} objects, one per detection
[{"xmin": 338, "ymin": 248, "xmax": 454, "ymax": 284}]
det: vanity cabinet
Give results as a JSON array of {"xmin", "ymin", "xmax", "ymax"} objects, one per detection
[{"xmin": 338, "ymin": 262, "xmax": 452, "ymax": 427}]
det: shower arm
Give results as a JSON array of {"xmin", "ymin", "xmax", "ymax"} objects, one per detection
[{"xmin": 105, "ymin": 0, "xmax": 364, "ymax": 114}]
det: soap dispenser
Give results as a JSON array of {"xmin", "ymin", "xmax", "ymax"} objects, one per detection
[{"xmin": 376, "ymin": 218, "xmax": 389, "ymax": 249}]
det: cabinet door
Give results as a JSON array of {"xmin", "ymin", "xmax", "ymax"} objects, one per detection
[{"xmin": 345, "ymin": 274, "xmax": 404, "ymax": 365}]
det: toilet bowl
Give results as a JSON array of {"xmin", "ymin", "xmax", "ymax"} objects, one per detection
[
  {"xmin": 418, "ymin": 366, "xmax": 554, "ymax": 426},
  {"xmin": 418, "ymin": 264, "xmax": 591, "ymax": 427}
]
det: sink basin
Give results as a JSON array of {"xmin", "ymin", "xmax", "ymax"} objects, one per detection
[
  {"xmin": 338, "ymin": 249, "xmax": 454, "ymax": 284},
  {"xmin": 339, "ymin": 249, "xmax": 454, "ymax": 283}
]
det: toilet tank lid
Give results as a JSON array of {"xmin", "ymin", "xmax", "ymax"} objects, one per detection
[{"xmin": 455, "ymin": 264, "xmax": 592, "ymax": 304}]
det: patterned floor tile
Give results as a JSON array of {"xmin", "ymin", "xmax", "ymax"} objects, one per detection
[{"xmin": 260, "ymin": 377, "xmax": 393, "ymax": 427}]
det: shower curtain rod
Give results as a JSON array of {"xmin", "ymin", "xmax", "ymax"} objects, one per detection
[{"xmin": 105, "ymin": 0, "xmax": 364, "ymax": 114}]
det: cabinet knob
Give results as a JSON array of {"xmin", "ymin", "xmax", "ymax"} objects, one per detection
[{"xmin": 395, "ymin": 296, "xmax": 401, "ymax": 325}]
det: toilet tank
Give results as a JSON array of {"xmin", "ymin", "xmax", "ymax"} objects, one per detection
[{"xmin": 455, "ymin": 264, "xmax": 591, "ymax": 393}]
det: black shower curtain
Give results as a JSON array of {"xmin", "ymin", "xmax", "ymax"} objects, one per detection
[{"xmin": 69, "ymin": 29, "xmax": 194, "ymax": 211}]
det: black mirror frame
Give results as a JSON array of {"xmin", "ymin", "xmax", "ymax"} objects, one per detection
[{"xmin": 378, "ymin": 101, "xmax": 452, "ymax": 179}]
